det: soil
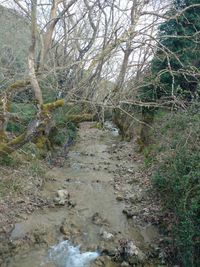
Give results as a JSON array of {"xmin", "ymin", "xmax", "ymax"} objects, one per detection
[{"xmin": 0, "ymin": 122, "xmax": 165, "ymax": 267}]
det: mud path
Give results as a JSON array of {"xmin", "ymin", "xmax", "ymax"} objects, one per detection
[{"xmin": 5, "ymin": 122, "xmax": 162, "ymax": 267}]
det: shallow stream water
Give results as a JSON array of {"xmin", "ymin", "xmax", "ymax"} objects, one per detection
[{"xmin": 5, "ymin": 122, "xmax": 160, "ymax": 267}]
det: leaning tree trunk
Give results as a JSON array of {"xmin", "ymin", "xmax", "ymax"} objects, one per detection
[
  {"xmin": 0, "ymin": 1, "xmax": 63, "ymax": 157},
  {"xmin": 112, "ymin": 0, "xmax": 142, "ymax": 138},
  {"xmin": 0, "ymin": 99, "xmax": 65, "ymax": 156}
]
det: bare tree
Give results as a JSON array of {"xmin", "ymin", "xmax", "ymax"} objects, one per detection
[{"xmin": 0, "ymin": 0, "xmax": 174, "ymax": 153}]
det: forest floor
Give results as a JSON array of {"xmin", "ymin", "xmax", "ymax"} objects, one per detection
[{"xmin": 0, "ymin": 122, "xmax": 166, "ymax": 267}]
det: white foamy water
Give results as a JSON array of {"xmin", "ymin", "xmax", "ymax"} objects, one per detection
[
  {"xmin": 46, "ymin": 241, "xmax": 99, "ymax": 267},
  {"xmin": 104, "ymin": 121, "xmax": 119, "ymax": 137}
]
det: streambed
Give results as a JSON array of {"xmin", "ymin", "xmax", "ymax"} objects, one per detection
[{"xmin": 4, "ymin": 122, "xmax": 162, "ymax": 267}]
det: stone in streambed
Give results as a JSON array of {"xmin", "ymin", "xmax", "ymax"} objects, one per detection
[
  {"xmin": 121, "ymin": 261, "xmax": 130, "ymax": 267},
  {"xmin": 116, "ymin": 240, "xmax": 146, "ymax": 265},
  {"xmin": 92, "ymin": 213, "xmax": 109, "ymax": 226},
  {"xmin": 60, "ymin": 225, "xmax": 70, "ymax": 238},
  {"xmin": 68, "ymin": 200, "xmax": 77, "ymax": 207},
  {"xmin": 99, "ymin": 228, "xmax": 114, "ymax": 240},
  {"xmin": 54, "ymin": 189, "xmax": 69, "ymax": 205},
  {"xmin": 116, "ymin": 194, "xmax": 124, "ymax": 201},
  {"xmin": 122, "ymin": 208, "xmax": 134, "ymax": 218}
]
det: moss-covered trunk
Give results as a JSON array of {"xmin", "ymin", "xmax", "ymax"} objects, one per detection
[
  {"xmin": 0, "ymin": 99, "xmax": 65, "ymax": 157},
  {"xmin": 139, "ymin": 107, "xmax": 154, "ymax": 150}
]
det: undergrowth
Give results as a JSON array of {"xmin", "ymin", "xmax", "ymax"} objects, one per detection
[{"xmin": 146, "ymin": 103, "xmax": 200, "ymax": 266}]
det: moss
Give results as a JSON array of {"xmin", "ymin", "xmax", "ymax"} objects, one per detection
[
  {"xmin": 136, "ymin": 136, "xmax": 145, "ymax": 152},
  {"xmin": 90, "ymin": 122, "xmax": 103, "ymax": 129},
  {"xmin": 113, "ymin": 108, "xmax": 134, "ymax": 141},
  {"xmin": 0, "ymin": 132, "xmax": 27, "ymax": 156},
  {"xmin": 42, "ymin": 99, "xmax": 65, "ymax": 114},
  {"xmin": 0, "ymin": 99, "xmax": 65, "ymax": 157},
  {"xmin": 0, "ymin": 143, "xmax": 13, "ymax": 156},
  {"xmin": 0, "ymin": 130, "xmax": 8, "ymax": 142},
  {"xmin": 9, "ymin": 79, "xmax": 30, "ymax": 91},
  {"xmin": 139, "ymin": 112, "xmax": 154, "ymax": 149},
  {"xmin": 36, "ymin": 136, "xmax": 47, "ymax": 149},
  {"xmin": 10, "ymin": 132, "xmax": 27, "ymax": 146},
  {"xmin": 66, "ymin": 113, "xmax": 94, "ymax": 123},
  {"xmin": 35, "ymin": 135, "xmax": 53, "ymax": 157}
]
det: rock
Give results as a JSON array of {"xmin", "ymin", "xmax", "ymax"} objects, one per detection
[
  {"xmin": 92, "ymin": 256, "xmax": 112, "ymax": 266},
  {"xmin": 126, "ymin": 241, "xmax": 138, "ymax": 256},
  {"xmin": 127, "ymin": 169, "xmax": 134, "ymax": 174},
  {"xmin": 99, "ymin": 241, "xmax": 117, "ymax": 257},
  {"xmin": 16, "ymin": 214, "xmax": 28, "ymax": 220},
  {"xmin": 116, "ymin": 194, "xmax": 123, "ymax": 201},
  {"xmin": 126, "ymin": 241, "xmax": 146, "ymax": 264},
  {"xmin": 68, "ymin": 200, "xmax": 76, "ymax": 207},
  {"xmin": 0, "ymin": 226, "xmax": 7, "ymax": 235},
  {"xmin": 99, "ymin": 228, "xmax": 114, "ymax": 240},
  {"xmin": 116, "ymin": 240, "xmax": 146, "ymax": 264},
  {"xmin": 60, "ymin": 225, "xmax": 70, "ymax": 237},
  {"xmin": 92, "ymin": 257, "xmax": 105, "ymax": 266},
  {"xmin": 115, "ymin": 185, "xmax": 120, "ymax": 191},
  {"xmin": 128, "ymin": 194, "xmax": 143, "ymax": 204},
  {"xmin": 122, "ymin": 208, "xmax": 134, "ymax": 218},
  {"xmin": 92, "ymin": 213, "xmax": 109, "ymax": 226},
  {"xmin": 86, "ymin": 244, "xmax": 98, "ymax": 251},
  {"xmin": 54, "ymin": 189, "xmax": 69, "ymax": 205},
  {"xmin": 121, "ymin": 261, "xmax": 130, "ymax": 267}
]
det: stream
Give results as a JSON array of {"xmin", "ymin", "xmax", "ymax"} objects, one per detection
[
  {"xmin": 5, "ymin": 122, "xmax": 161, "ymax": 267},
  {"xmin": 47, "ymin": 241, "xmax": 99, "ymax": 267}
]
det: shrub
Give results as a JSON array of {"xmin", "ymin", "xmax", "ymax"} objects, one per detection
[{"xmin": 152, "ymin": 103, "xmax": 200, "ymax": 266}]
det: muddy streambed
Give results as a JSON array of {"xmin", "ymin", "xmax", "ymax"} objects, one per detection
[{"xmin": 4, "ymin": 122, "xmax": 161, "ymax": 267}]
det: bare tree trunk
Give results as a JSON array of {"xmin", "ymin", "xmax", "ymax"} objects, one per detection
[
  {"xmin": 113, "ymin": 45, "xmax": 133, "ymax": 97},
  {"xmin": 0, "ymin": 93, "xmax": 10, "ymax": 141},
  {"xmin": 28, "ymin": 0, "xmax": 43, "ymax": 108},
  {"xmin": 112, "ymin": 0, "xmax": 147, "ymax": 138},
  {"xmin": 38, "ymin": 0, "xmax": 77, "ymax": 69}
]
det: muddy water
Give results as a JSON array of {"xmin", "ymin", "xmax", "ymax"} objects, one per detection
[{"xmin": 6, "ymin": 122, "xmax": 159, "ymax": 267}]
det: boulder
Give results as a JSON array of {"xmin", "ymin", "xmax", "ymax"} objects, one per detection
[
  {"xmin": 126, "ymin": 241, "xmax": 146, "ymax": 264},
  {"xmin": 116, "ymin": 240, "xmax": 146, "ymax": 264}
]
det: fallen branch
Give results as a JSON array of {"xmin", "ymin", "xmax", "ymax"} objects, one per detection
[{"xmin": 66, "ymin": 113, "xmax": 95, "ymax": 123}]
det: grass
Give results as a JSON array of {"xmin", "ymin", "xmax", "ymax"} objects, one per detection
[
  {"xmin": 6, "ymin": 103, "xmax": 37, "ymax": 134},
  {"xmin": 0, "ymin": 147, "xmax": 46, "ymax": 198}
]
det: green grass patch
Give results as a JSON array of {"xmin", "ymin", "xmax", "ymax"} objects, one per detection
[{"xmin": 6, "ymin": 103, "xmax": 36, "ymax": 134}]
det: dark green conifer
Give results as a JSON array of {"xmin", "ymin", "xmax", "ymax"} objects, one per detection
[{"xmin": 142, "ymin": 0, "xmax": 200, "ymax": 102}]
